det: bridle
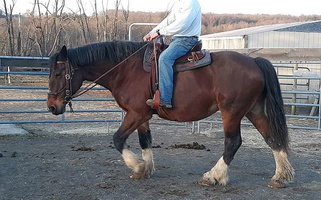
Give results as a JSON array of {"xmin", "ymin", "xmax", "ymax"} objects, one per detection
[
  {"xmin": 47, "ymin": 41, "xmax": 152, "ymax": 111},
  {"xmin": 48, "ymin": 60, "xmax": 74, "ymax": 98}
]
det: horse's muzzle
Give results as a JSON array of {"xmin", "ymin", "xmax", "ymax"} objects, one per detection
[{"xmin": 48, "ymin": 104, "xmax": 66, "ymax": 115}]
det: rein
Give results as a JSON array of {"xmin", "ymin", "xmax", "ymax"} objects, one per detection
[{"xmin": 49, "ymin": 41, "xmax": 151, "ymax": 110}]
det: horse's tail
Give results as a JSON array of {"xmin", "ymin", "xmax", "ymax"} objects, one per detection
[{"xmin": 254, "ymin": 57, "xmax": 289, "ymax": 152}]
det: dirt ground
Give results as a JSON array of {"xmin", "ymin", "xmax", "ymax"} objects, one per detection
[{"xmin": 0, "ymin": 121, "xmax": 320, "ymax": 200}]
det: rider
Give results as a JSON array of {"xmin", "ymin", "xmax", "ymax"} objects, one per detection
[{"xmin": 143, "ymin": 0, "xmax": 202, "ymax": 109}]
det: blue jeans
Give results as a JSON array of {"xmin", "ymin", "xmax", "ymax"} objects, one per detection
[{"xmin": 158, "ymin": 36, "xmax": 199, "ymax": 104}]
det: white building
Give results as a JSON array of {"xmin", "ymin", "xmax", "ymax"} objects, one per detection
[{"xmin": 200, "ymin": 20, "xmax": 321, "ymax": 49}]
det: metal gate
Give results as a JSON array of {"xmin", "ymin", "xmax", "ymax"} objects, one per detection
[{"xmin": 0, "ymin": 56, "xmax": 123, "ymax": 124}]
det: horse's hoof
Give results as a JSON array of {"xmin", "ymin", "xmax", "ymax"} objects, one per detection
[
  {"xmin": 130, "ymin": 172, "xmax": 147, "ymax": 180},
  {"xmin": 268, "ymin": 180, "xmax": 285, "ymax": 188},
  {"xmin": 197, "ymin": 177, "xmax": 218, "ymax": 186}
]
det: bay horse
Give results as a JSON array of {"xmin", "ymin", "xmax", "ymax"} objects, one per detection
[{"xmin": 47, "ymin": 41, "xmax": 294, "ymax": 188}]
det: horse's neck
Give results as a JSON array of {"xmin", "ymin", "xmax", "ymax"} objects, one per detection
[
  {"xmin": 80, "ymin": 61, "xmax": 131, "ymax": 92},
  {"xmin": 80, "ymin": 63, "xmax": 112, "ymax": 89}
]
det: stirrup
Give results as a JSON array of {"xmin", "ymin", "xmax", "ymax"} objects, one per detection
[{"xmin": 147, "ymin": 90, "xmax": 160, "ymax": 109}]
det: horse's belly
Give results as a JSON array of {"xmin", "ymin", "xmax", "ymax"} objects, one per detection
[{"xmin": 158, "ymin": 101, "xmax": 219, "ymax": 122}]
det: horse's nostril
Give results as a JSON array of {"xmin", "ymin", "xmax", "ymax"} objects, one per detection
[{"xmin": 48, "ymin": 106, "xmax": 56, "ymax": 113}]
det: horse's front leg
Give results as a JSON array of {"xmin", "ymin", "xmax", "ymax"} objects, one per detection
[
  {"xmin": 136, "ymin": 121, "xmax": 154, "ymax": 179},
  {"xmin": 113, "ymin": 111, "xmax": 153, "ymax": 179}
]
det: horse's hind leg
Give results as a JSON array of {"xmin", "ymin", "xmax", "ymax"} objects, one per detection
[
  {"xmin": 198, "ymin": 112, "xmax": 242, "ymax": 186},
  {"xmin": 246, "ymin": 101, "xmax": 294, "ymax": 188}
]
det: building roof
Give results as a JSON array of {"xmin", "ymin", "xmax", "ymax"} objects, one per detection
[{"xmin": 200, "ymin": 20, "xmax": 321, "ymax": 39}]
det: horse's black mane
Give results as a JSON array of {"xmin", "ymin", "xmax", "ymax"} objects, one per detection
[{"xmin": 67, "ymin": 41, "xmax": 147, "ymax": 67}]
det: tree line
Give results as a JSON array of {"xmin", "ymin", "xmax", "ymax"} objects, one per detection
[{"xmin": 1, "ymin": 0, "xmax": 321, "ymax": 57}]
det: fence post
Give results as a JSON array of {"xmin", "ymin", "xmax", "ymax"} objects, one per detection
[
  {"xmin": 318, "ymin": 80, "xmax": 321, "ymax": 130},
  {"xmin": 7, "ymin": 67, "xmax": 11, "ymax": 84},
  {"xmin": 291, "ymin": 64, "xmax": 298, "ymax": 115},
  {"xmin": 0, "ymin": 59, "xmax": 2, "ymax": 83}
]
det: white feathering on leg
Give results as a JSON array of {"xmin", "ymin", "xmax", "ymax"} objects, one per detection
[
  {"xmin": 200, "ymin": 156, "xmax": 229, "ymax": 186},
  {"xmin": 209, "ymin": 156, "xmax": 229, "ymax": 185},
  {"xmin": 272, "ymin": 150, "xmax": 295, "ymax": 183},
  {"xmin": 122, "ymin": 149, "xmax": 144, "ymax": 173},
  {"xmin": 142, "ymin": 148, "xmax": 155, "ymax": 177}
]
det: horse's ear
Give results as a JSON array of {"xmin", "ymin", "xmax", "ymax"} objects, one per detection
[{"xmin": 57, "ymin": 45, "xmax": 67, "ymax": 60}]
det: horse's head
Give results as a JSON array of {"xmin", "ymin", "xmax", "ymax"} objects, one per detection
[{"xmin": 47, "ymin": 46, "xmax": 82, "ymax": 115}]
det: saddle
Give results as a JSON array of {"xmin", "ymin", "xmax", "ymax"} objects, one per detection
[
  {"xmin": 143, "ymin": 37, "xmax": 212, "ymax": 73},
  {"xmin": 143, "ymin": 37, "xmax": 212, "ymax": 109}
]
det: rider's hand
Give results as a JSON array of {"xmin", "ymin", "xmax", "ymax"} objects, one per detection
[{"xmin": 143, "ymin": 32, "xmax": 159, "ymax": 41}]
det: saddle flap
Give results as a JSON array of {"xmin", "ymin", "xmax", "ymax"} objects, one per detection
[
  {"xmin": 143, "ymin": 37, "xmax": 165, "ymax": 72},
  {"xmin": 143, "ymin": 43, "xmax": 154, "ymax": 72}
]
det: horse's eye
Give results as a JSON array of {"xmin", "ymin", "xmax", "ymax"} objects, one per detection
[{"xmin": 54, "ymin": 68, "xmax": 65, "ymax": 77}]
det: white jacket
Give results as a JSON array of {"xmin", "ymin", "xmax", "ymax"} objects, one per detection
[{"xmin": 151, "ymin": 0, "xmax": 202, "ymax": 37}]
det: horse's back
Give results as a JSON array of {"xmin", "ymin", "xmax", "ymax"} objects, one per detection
[{"xmin": 211, "ymin": 51, "xmax": 261, "ymax": 73}]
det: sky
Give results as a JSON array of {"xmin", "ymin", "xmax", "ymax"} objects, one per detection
[{"xmin": 1, "ymin": 0, "xmax": 321, "ymax": 16}]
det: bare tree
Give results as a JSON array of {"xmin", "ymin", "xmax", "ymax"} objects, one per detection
[
  {"xmin": 30, "ymin": 0, "xmax": 48, "ymax": 56},
  {"xmin": 3, "ymin": 0, "xmax": 16, "ymax": 55},
  {"xmin": 29, "ymin": 0, "xmax": 67, "ymax": 56},
  {"xmin": 21, "ymin": 26, "xmax": 36, "ymax": 56},
  {"xmin": 101, "ymin": 0, "xmax": 110, "ymax": 41},
  {"xmin": 74, "ymin": 0, "xmax": 91, "ymax": 44},
  {"xmin": 47, "ymin": 0, "xmax": 67, "ymax": 55},
  {"xmin": 93, "ymin": 0, "xmax": 100, "ymax": 41},
  {"xmin": 112, "ymin": 0, "xmax": 121, "ymax": 40},
  {"xmin": 122, "ymin": 0, "xmax": 129, "ymax": 40}
]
